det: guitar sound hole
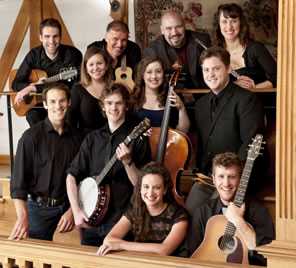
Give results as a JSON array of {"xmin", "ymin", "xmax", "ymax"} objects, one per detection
[
  {"xmin": 217, "ymin": 235, "xmax": 236, "ymax": 254},
  {"xmin": 24, "ymin": 96, "xmax": 33, "ymax": 104},
  {"xmin": 120, "ymin": 74, "xmax": 127, "ymax": 80}
]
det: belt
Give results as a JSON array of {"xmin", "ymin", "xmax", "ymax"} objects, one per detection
[{"xmin": 27, "ymin": 193, "xmax": 65, "ymax": 207}]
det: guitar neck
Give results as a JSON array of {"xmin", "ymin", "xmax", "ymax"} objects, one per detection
[
  {"xmin": 155, "ymin": 85, "xmax": 173, "ymax": 163},
  {"xmin": 44, "ymin": 73, "xmax": 61, "ymax": 83},
  {"xmin": 94, "ymin": 136, "xmax": 130, "ymax": 185},
  {"xmin": 233, "ymin": 158, "xmax": 254, "ymax": 207},
  {"xmin": 225, "ymin": 157, "xmax": 254, "ymax": 237}
]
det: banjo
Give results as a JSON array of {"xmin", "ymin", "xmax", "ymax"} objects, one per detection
[{"xmin": 78, "ymin": 118, "xmax": 151, "ymax": 226}]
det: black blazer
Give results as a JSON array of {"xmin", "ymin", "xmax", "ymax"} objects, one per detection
[
  {"xmin": 195, "ymin": 82, "xmax": 265, "ymax": 174},
  {"xmin": 144, "ymin": 30, "xmax": 211, "ymax": 89}
]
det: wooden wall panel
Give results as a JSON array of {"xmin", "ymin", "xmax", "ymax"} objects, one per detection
[{"xmin": 276, "ymin": 0, "xmax": 296, "ymax": 241}]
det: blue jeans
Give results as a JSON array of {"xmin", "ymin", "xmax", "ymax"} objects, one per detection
[
  {"xmin": 26, "ymin": 200, "xmax": 69, "ymax": 241},
  {"xmin": 81, "ymin": 223, "xmax": 115, "ymax": 246}
]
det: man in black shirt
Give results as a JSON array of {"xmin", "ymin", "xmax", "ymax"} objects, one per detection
[
  {"xmin": 87, "ymin": 20, "xmax": 141, "ymax": 82},
  {"xmin": 9, "ymin": 82, "xmax": 82, "ymax": 241},
  {"xmin": 12, "ymin": 18, "xmax": 82, "ymax": 126},
  {"xmin": 184, "ymin": 47, "xmax": 268, "ymax": 214},
  {"xmin": 66, "ymin": 83, "xmax": 150, "ymax": 246},
  {"xmin": 179, "ymin": 152, "xmax": 275, "ymax": 266}
]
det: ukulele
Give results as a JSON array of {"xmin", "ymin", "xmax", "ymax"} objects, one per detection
[
  {"xmin": 115, "ymin": 54, "xmax": 134, "ymax": 91},
  {"xmin": 9, "ymin": 68, "xmax": 77, "ymax": 116},
  {"xmin": 78, "ymin": 118, "xmax": 151, "ymax": 226},
  {"xmin": 191, "ymin": 134, "xmax": 264, "ymax": 264}
]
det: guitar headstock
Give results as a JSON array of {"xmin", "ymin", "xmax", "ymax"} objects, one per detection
[
  {"xmin": 128, "ymin": 118, "xmax": 151, "ymax": 141},
  {"xmin": 60, "ymin": 68, "xmax": 78, "ymax": 81},
  {"xmin": 247, "ymin": 134, "xmax": 264, "ymax": 160}
]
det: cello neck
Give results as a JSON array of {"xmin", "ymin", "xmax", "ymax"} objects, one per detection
[{"xmin": 155, "ymin": 85, "xmax": 174, "ymax": 163}]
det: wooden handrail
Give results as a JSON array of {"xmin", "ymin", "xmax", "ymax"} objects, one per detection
[
  {"xmin": 175, "ymin": 88, "xmax": 277, "ymax": 94},
  {"xmin": 0, "ymin": 92, "xmax": 42, "ymax": 96},
  {"xmin": 0, "ymin": 236, "xmax": 260, "ymax": 268}
]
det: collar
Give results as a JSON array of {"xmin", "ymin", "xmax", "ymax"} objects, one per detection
[
  {"xmin": 44, "ymin": 117, "xmax": 70, "ymax": 135},
  {"xmin": 40, "ymin": 45, "xmax": 63, "ymax": 63},
  {"xmin": 209, "ymin": 82, "xmax": 231, "ymax": 103}
]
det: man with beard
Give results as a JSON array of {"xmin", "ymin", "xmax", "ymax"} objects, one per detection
[{"xmin": 144, "ymin": 10, "xmax": 211, "ymax": 104}]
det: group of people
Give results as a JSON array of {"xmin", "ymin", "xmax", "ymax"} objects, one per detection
[{"xmin": 9, "ymin": 2, "xmax": 276, "ymax": 267}]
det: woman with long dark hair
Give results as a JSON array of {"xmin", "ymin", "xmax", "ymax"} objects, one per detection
[
  {"xmin": 213, "ymin": 3, "xmax": 277, "ymax": 89},
  {"xmin": 132, "ymin": 56, "xmax": 190, "ymax": 134},
  {"xmin": 97, "ymin": 162, "xmax": 189, "ymax": 256}
]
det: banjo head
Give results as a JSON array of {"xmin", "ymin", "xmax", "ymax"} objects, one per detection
[{"xmin": 78, "ymin": 177, "xmax": 98, "ymax": 217}]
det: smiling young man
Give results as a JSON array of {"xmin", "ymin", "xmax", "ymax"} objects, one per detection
[
  {"xmin": 9, "ymin": 82, "xmax": 82, "ymax": 241},
  {"xmin": 184, "ymin": 46, "xmax": 268, "ymax": 215},
  {"xmin": 179, "ymin": 152, "xmax": 275, "ymax": 266},
  {"xmin": 66, "ymin": 83, "xmax": 150, "ymax": 246},
  {"xmin": 87, "ymin": 20, "xmax": 141, "ymax": 78},
  {"xmin": 12, "ymin": 18, "xmax": 82, "ymax": 126}
]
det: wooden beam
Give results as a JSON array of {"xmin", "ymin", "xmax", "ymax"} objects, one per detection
[
  {"xmin": 42, "ymin": 0, "xmax": 74, "ymax": 46},
  {"xmin": 29, "ymin": 0, "xmax": 42, "ymax": 49},
  {"xmin": 0, "ymin": 0, "xmax": 30, "ymax": 93}
]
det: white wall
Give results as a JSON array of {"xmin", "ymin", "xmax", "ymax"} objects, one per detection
[{"xmin": 0, "ymin": 0, "xmax": 135, "ymax": 155}]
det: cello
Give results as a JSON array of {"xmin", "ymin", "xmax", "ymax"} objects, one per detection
[{"xmin": 149, "ymin": 61, "xmax": 192, "ymax": 206}]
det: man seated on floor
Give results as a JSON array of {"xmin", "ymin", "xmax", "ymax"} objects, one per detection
[
  {"xmin": 9, "ymin": 82, "xmax": 82, "ymax": 241},
  {"xmin": 178, "ymin": 152, "xmax": 275, "ymax": 266}
]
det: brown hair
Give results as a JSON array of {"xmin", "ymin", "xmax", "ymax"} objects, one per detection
[
  {"xmin": 200, "ymin": 46, "xmax": 230, "ymax": 67},
  {"xmin": 212, "ymin": 152, "xmax": 243, "ymax": 176},
  {"xmin": 132, "ymin": 56, "xmax": 168, "ymax": 112},
  {"xmin": 213, "ymin": 3, "xmax": 249, "ymax": 48},
  {"xmin": 42, "ymin": 82, "xmax": 70, "ymax": 103},
  {"xmin": 106, "ymin": 20, "xmax": 129, "ymax": 33},
  {"xmin": 80, "ymin": 46, "xmax": 112, "ymax": 87},
  {"xmin": 130, "ymin": 162, "xmax": 174, "ymax": 242},
  {"xmin": 99, "ymin": 83, "xmax": 131, "ymax": 117},
  {"xmin": 40, "ymin": 18, "xmax": 61, "ymax": 36}
]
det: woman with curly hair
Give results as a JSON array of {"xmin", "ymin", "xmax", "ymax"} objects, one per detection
[
  {"xmin": 67, "ymin": 46, "xmax": 113, "ymax": 137},
  {"xmin": 97, "ymin": 162, "xmax": 189, "ymax": 256},
  {"xmin": 131, "ymin": 56, "xmax": 190, "ymax": 134},
  {"xmin": 213, "ymin": 3, "xmax": 277, "ymax": 89}
]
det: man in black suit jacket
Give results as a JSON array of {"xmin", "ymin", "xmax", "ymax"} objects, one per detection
[
  {"xmin": 144, "ymin": 10, "xmax": 210, "ymax": 104},
  {"xmin": 185, "ymin": 47, "xmax": 268, "ymax": 214}
]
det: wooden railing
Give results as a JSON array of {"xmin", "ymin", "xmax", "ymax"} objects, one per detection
[
  {"xmin": 175, "ymin": 88, "xmax": 277, "ymax": 94},
  {"xmin": 0, "ymin": 236, "xmax": 261, "ymax": 268}
]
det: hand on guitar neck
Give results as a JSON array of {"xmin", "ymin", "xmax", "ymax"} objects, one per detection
[{"xmin": 225, "ymin": 202, "xmax": 256, "ymax": 250}]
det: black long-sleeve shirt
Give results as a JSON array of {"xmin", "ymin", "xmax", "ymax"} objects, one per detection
[
  {"xmin": 10, "ymin": 118, "xmax": 82, "ymax": 199},
  {"xmin": 67, "ymin": 120, "xmax": 151, "ymax": 224},
  {"xmin": 12, "ymin": 44, "xmax": 82, "ymax": 93}
]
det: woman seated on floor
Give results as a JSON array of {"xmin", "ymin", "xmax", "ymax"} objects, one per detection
[{"xmin": 97, "ymin": 162, "xmax": 189, "ymax": 256}]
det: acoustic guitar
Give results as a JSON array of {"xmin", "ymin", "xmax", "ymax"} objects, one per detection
[
  {"xmin": 78, "ymin": 118, "xmax": 151, "ymax": 226},
  {"xmin": 9, "ymin": 68, "xmax": 77, "ymax": 116},
  {"xmin": 191, "ymin": 134, "xmax": 263, "ymax": 264},
  {"xmin": 115, "ymin": 54, "xmax": 134, "ymax": 91}
]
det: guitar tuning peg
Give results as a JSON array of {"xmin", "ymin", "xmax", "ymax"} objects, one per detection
[
  {"xmin": 262, "ymin": 141, "xmax": 266, "ymax": 144},
  {"xmin": 259, "ymin": 153, "xmax": 263, "ymax": 156}
]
